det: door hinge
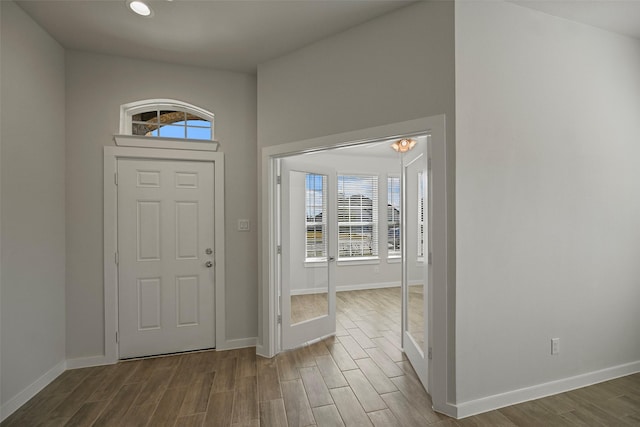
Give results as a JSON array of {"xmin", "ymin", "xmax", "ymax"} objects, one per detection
[
  {"xmin": 428, "ymin": 347, "xmax": 433, "ymax": 360},
  {"xmin": 116, "ymin": 331, "xmax": 119, "ymax": 343},
  {"xmin": 115, "ymin": 252, "xmax": 119, "ymax": 265},
  {"xmin": 427, "ymin": 157, "xmax": 432, "ymax": 173},
  {"xmin": 114, "ymin": 172, "xmax": 118, "ymax": 185},
  {"xmin": 428, "ymin": 252, "xmax": 432, "ymax": 265},
  {"xmin": 277, "ymin": 245, "xmax": 282, "ymax": 255},
  {"xmin": 276, "ymin": 175, "xmax": 281, "ymax": 185},
  {"xmin": 277, "ymin": 314, "xmax": 282, "ymax": 324}
]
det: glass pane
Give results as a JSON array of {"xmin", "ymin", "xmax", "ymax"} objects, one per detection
[
  {"xmin": 186, "ymin": 126, "xmax": 212, "ymax": 140},
  {"xmin": 186, "ymin": 119, "xmax": 211, "ymax": 128},
  {"xmin": 291, "ymin": 170, "xmax": 328, "ymax": 325},
  {"xmin": 305, "ymin": 173, "xmax": 327, "ymax": 259},
  {"xmin": 291, "ymin": 287, "xmax": 328, "ymax": 325},
  {"xmin": 132, "ymin": 111, "xmax": 157, "ymax": 122},
  {"xmin": 186, "ymin": 112, "xmax": 208, "ymax": 122},
  {"xmin": 158, "ymin": 125, "xmax": 186, "ymax": 138},
  {"xmin": 132, "ymin": 121, "xmax": 155, "ymax": 136},
  {"xmin": 405, "ymin": 141, "xmax": 427, "ymax": 353},
  {"xmin": 130, "ymin": 109, "xmax": 213, "ymax": 140},
  {"xmin": 159, "ymin": 110, "xmax": 185, "ymax": 126},
  {"xmin": 408, "ymin": 282, "xmax": 425, "ymax": 351}
]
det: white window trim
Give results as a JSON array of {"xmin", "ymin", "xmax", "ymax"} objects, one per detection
[
  {"xmin": 114, "ymin": 134, "xmax": 219, "ymax": 152},
  {"xmin": 119, "ymin": 99, "xmax": 218, "ymax": 146}
]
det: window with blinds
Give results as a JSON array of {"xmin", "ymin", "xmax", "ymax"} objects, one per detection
[
  {"xmin": 337, "ymin": 175, "xmax": 378, "ymax": 258},
  {"xmin": 305, "ymin": 173, "xmax": 327, "ymax": 259},
  {"xmin": 387, "ymin": 176, "xmax": 401, "ymax": 257}
]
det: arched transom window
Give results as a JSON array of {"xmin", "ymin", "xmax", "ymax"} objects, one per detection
[{"xmin": 120, "ymin": 99, "xmax": 215, "ymax": 141}]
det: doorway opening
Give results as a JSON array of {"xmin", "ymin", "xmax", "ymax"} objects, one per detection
[
  {"xmin": 261, "ymin": 116, "xmax": 450, "ymax": 414},
  {"xmin": 274, "ymin": 131, "xmax": 433, "ymax": 392}
]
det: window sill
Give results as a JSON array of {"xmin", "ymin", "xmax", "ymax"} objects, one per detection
[
  {"xmin": 304, "ymin": 257, "xmax": 382, "ymax": 267},
  {"xmin": 337, "ymin": 257, "xmax": 380, "ymax": 266},
  {"xmin": 387, "ymin": 257, "xmax": 401, "ymax": 264},
  {"xmin": 114, "ymin": 134, "xmax": 220, "ymax": 152},
  {"xmin": 304, "ymin": 260, "xmax": 328, "ymax": 268}
]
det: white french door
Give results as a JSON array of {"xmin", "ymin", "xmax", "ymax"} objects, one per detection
[
  {"xmin": 117, "ymin": 158, "xmax": 215, "ymax": 358},
  {"xmin": 280, "ymin": 159, "xmax": 337, "ymax": 350},
  {"xmin": 401, "ymin": 136, "xmax": 431, "ymax": 392}
]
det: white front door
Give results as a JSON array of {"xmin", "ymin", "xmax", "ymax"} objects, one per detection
[
  {"xmin": 117, "ymin": 158, "xmax": 215, "ymax": 358},
  {"xmin": 280, "ymin": 159, "xmax": 337, "ymax": 350}
]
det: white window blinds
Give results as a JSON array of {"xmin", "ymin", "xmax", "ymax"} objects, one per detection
[{"xmin": 337, "ymin": 175, "xmax": 378, "ymax": 258}]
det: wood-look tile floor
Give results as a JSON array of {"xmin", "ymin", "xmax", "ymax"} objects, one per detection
[{"xmin": 3, "ymin": 288, "xmax": 640, "ymax": 426}]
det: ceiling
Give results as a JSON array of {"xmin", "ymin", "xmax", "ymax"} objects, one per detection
[
  {"xmin": 17, "ymin": 0, "xmax": 415, "ymax": 74},
  {"xmin": 512, "ymin": 0, "xmax": 640, "ymax": 40},
  {"xmin": 17, "ymin": 1, "xmax": 640, "ymax": 75}
]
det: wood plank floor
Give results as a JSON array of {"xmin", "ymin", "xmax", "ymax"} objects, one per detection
[{"xmin": 3, "ymin": 288, "xmax": 640, "ymax": 426}]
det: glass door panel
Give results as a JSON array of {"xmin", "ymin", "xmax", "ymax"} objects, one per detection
[
  {"xmin": 281, "ymin": 159, "xmax": 336, "ymax": 350},
  {"xmin": 402, "ymin": 135, "xmax": 430, "ymax": 391}
]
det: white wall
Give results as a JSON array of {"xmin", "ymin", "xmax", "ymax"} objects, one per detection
[
  {"xmin": 257, "ymin": 1, "xmax": 456, "ymax": 369},
  {"xmin": 0, "ymin": 0, "xmax": 66, "ymax": 412},
  {"xmin": 65, "ymin": 52, "xmax": 257, "ymax": 359},
  {"xmin": 455, "ymin": 1, "xmax": 640, "ymax": 406},
  {"xmin": 257, "ymin": 1, "xmax": 455, "ymax": 149}
]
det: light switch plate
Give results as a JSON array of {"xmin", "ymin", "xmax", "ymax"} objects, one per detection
[{"xmin": 237, "ymin": 219, "xmax": 250, "ymax": 231}]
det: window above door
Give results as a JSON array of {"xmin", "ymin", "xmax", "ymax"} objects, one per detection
[{"xmin": 115, "ymin": 99, "xmax": 219, "ymax": 151}]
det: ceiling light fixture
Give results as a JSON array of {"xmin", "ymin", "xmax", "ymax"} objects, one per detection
[
  {"xmin": 391, "ymin": 138, "xmax": 417, "ymax": 153},
  {"xmin": 128, "ymin": 0, "xmax": 152, "ymax": 17}
]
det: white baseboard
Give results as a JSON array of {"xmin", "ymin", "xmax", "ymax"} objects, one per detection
[
  {"xmin": 433, "ymin": 401, "xmax": 458, "ymax": 419},
  {"xmin": 291, "ymin": 282, "xmax": 400, "ymax": 296},
  {"xmin": 217, "ymin": 337, "xmax": 257, "ymax": 351},
  {"xmin": 0, "ymin": 360, "xmax": 67, "ymax": 422},
  {"xmin": 66, "ymin": 355, "xmax": 115, "ymax": 370},
  {"xmin": 255, "ymin": 344, "xmax": 276, "ymax": 359},
  {"xmin": 455, "ymin": 360, "xmax": 640, "ymax": 419}
]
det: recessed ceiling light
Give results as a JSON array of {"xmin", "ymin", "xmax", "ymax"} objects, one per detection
[{"xmin": 128, "ymin": 0, "xmax": 152, "ymax": 17}]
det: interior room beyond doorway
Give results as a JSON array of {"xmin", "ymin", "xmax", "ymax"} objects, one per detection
[{"xmin": 279, "ymin": 135, "xmax": 431, "ymax": 393}]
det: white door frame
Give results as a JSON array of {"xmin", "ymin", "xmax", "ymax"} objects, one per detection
[
  {"xmin": 104, "ymin": 146, "xmax": 226, "ymax": 363},
  {"xmin": 259, "ymin": 115, "xmax": 452, "ymax": 415}
]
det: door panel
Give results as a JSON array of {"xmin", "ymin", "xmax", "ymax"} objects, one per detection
[
  {"xmin": 280, "ymin": 160, "xmax": 336, "ymax": 350},
  {"xmin": 118, "ymin": 159, "xmax": 215, "ymax": 358},
  {"xmin": 402, "ymin": 136, "xmax": 430, "ymax": 391}
]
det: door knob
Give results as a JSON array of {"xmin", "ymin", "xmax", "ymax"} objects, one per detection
[{"xmin": 205, "ymin": 261, "xmax": 213, "ymax": 268}]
